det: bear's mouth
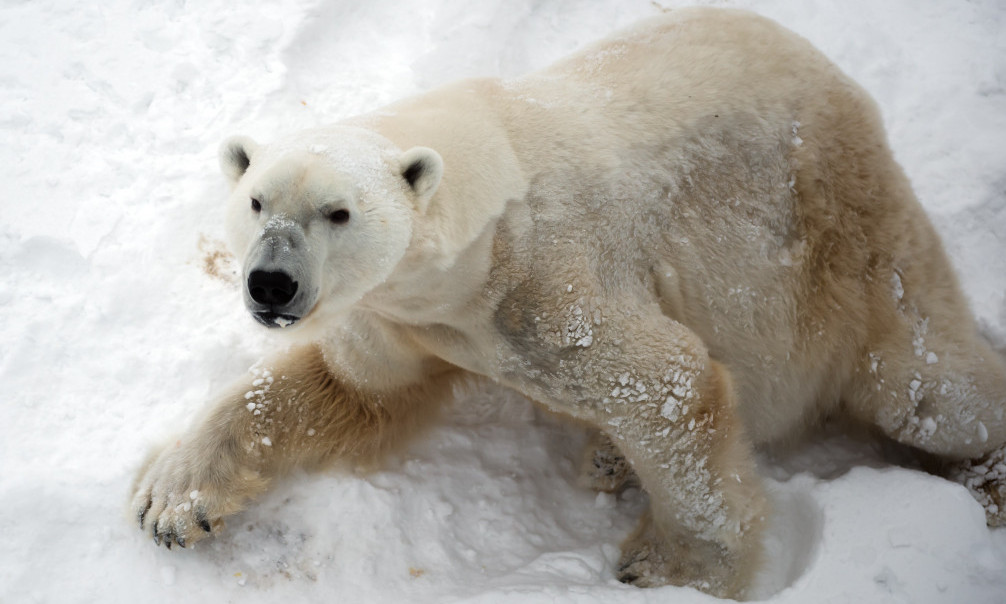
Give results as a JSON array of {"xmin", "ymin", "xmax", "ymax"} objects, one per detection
[{"xmin": 252, "ymin": 310, "xmax": 301, "ymax": 329}]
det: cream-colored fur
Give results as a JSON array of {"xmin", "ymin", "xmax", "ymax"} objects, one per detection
[{"xmin": 129, "ymin": 7, "xmax": 1006, "ymax": 599}]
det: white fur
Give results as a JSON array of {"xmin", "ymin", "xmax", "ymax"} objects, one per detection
[{"xmin": 136, "ymin": 8, "xmax": 1006, "ymax": 599}]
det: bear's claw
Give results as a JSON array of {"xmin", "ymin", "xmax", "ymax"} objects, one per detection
[{"xmin": 137, "ymin": 498, "xmax": 151, "ymax": 528}]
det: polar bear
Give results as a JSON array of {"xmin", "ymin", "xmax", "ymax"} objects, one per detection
[{"xmin": 129, "ymin": 7, "xmax": 1006, "ymax": 599}]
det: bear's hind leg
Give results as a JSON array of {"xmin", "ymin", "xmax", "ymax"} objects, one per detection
[{"xmin": 844, "ymin": 302, "xmax": 1006, "ymax": 524}]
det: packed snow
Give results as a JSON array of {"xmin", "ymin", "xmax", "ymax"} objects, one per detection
[{"xmin": 2, "ymin": 0, "xmax": 1006, "ymax": 602}]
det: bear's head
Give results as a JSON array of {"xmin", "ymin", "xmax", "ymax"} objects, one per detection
[{"xmin": 219, "ymin": 127, "xmax": 443, "ymax": 334}]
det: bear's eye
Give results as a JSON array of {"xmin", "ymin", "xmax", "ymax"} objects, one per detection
[
  {"xmin": 250, "ymin": 198, "xmax": 262, "ymax": 213},
  {"xmin": 328, "ymin": 209, "xmax": 350, "ymax": 225}
]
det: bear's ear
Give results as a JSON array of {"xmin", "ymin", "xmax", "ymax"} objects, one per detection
[
  {"xmin": 219, "ymin": 135, "xmax": 260, "ymax": 187},
  {"xmin": 399, "ymin": 147, "xmax": 443, "ymax": 211}
]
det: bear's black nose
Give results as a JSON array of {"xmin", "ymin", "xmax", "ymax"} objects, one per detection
[{"xmin": 248, "ymin": 270, "xmax": 299, "ymax": 306}]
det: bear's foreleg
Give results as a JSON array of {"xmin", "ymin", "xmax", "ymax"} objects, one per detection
[
  {"xmin": 605, "ymin": 357, "xmax": 766, "ymax": 598},
  {"xmin": 521, "ymin": 305, "xmax": 767, "ymax": 598},
  {"xmin": 129, "ymin": 344, "xmax": 455, "ymax": 549}
]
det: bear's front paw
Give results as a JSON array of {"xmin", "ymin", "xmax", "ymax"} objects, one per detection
[
  {"xmin": 617, "ymin": 511, "xmax": 746, "ymax": 598},
  {"xmin": 129, "ymin": 438, "xmax": 264, "ymax": 549}
]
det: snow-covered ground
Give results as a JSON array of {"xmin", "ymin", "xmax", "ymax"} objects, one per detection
[{"xmin": 2, "ymin": 0, "xmax": 1006, "ymax": 602}]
